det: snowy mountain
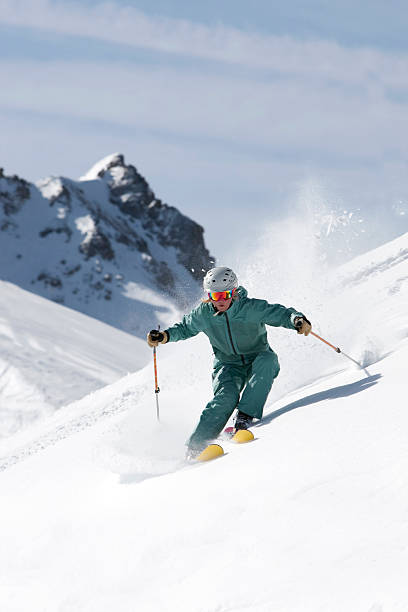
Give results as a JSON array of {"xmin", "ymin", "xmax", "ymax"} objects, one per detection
[
  {"xmin": 0, "ymin": 154, "xmax": 214, "ymax": 336},
  {"xmin": 1, "ymin": 231, "xmax": 407, "ymax": 611}
]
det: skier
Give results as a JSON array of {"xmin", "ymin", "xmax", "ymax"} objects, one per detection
[{"xmin": 147, "ymin": 267, "xmax": 311, "ymax": 459}]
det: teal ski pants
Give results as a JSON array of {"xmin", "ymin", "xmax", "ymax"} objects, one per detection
[{"xmin": 188, "ymin": 348, "xmax": 280, "ymax": 450}]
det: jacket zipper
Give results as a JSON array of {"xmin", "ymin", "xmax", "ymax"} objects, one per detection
[{"xmin": 225, "ymin": 312, "xmax": 245, "ymax": 365}]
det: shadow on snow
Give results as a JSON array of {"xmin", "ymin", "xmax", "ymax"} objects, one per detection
[{"xmin": 258, "ymin": 374, "xmax": 382, "ymax": 427}]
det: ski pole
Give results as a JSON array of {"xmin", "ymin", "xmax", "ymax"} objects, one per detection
[
  {"xmin": 310, "ymin": 331, "xmax": 370, "ymax": 377},
  {"xmin": 153, "ymin": 325, "xmax": 161, "ymax": 422}
]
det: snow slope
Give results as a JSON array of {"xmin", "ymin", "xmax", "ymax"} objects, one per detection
[
  {"xmin": 0, "ymin": 280, "xmax": 149, "ymax": 438},
  {"xmin": 1, "ymin": 232, "xmax": 408, "ymax": 612}
]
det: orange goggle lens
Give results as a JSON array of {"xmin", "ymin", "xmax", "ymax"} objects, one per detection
[{"xmin": 208, "ymin": 290, "xmax": 234, "ymax": 301}]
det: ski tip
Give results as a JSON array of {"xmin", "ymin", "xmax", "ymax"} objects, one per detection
[
  {"xmin": 232, "ymin": 429, "xmax": 254, "ymax": 443},
  {"xmin": 196, "ymin": 444, "xmax": 224, "ymax": 462}
]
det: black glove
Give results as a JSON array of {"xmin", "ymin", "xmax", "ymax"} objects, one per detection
[
  {"xmin": 294, "ymin": 316, "xmax": 312, "ymax": 336},
  {"xmin": 147, "ymin": 329, "xmax": 168, "ymax": 347}
]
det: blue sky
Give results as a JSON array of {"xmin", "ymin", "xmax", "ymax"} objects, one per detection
[{"xmin": 1, "ymin": 0, "xmax": 408, "ymax": 258}]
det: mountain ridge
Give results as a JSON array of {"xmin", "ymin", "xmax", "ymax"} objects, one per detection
[{"xmin": 0, "ymin": 153, "xmax": 214, "ymax": 336}]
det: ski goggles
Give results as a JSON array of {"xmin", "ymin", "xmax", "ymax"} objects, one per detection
[{"xmin": 207, "ymin": 289, "xmax": 235, "ymax": 301}]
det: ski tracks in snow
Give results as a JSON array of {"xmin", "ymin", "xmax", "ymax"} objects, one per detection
[
  {"xmin": 0, "ymin": 389, "xmax": 138, "ymax": 473},
  {"xmin": 341, "ymin": 246, "xmax": 408, "ymax": 287}
]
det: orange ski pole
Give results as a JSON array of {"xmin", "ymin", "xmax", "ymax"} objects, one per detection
[
  {"xmin": 153, "ymin": 325, "xmax": 161, "ymax": 422},
  {"xmin": 310, "ymin": 331, "xmax": 370, "ymax": 376},
  {"xmin": 310, "ymin": 331, "xmax": 341, "ymax": 353}
]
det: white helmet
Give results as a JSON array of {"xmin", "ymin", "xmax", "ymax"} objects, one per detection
[{"xmin": 203, "ymin": 267, "xmax": 238, "ymax": 292}]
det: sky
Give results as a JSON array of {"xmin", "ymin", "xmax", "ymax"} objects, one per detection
[{"xmin": 1, "ymin": 0, "xmax": 408, "ymax": 259}]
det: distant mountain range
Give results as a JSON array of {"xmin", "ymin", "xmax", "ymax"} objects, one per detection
[{"xmin": 0, "ymin": 153, "xmax": 214, "ymax": 336}]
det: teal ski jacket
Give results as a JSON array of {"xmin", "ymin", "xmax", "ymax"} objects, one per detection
[{"xmin": 165, "ymin": 286, "xmax": 304, "ymax": 366}]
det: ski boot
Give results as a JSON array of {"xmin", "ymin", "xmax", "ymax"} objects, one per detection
[{"xmin": 234, "ymin": 410, "xmax": 253, "ymax": 431}]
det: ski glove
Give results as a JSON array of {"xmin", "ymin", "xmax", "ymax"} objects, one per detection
[
  {"xmin": 294, "ymin": 316, "xmax": 312, "ymax": 336},
  {"xmin": 147, "ymin": 329, "xmax": 169, "ymax": 347}
]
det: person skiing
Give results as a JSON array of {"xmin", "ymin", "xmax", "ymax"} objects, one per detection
[{"xmin": 147, "ymin": 266, "xmax": 311, "ymax": 459}]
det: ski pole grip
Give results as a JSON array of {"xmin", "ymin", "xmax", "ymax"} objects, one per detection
[{"xmin": 150, "ymin": 329, "xmax": 165, "ymax": 343}]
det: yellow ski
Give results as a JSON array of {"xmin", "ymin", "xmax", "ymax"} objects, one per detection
[
  {"xmin": 232, "ymin": 429, "xmax": 254, "ymax": 443},
  {"xmin": 196, "ymin": 444, "xmax": 224, "ymax": 462}
]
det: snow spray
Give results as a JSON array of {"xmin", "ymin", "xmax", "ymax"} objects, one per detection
[{"xmin": 226, "ymin": 177, "xmax": 381, "ymax": 397}]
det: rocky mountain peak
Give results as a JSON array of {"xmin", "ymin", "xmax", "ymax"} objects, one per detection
[
  {"xmin": 81, "ymin": 153, "xmax": 127, "ymax": 181},
  {"xmin": 1, "ymin": 155, "xmax": 215, "ymax": 337}
]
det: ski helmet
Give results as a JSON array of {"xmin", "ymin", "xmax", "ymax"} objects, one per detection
[{"xmin": 203, "ymin": 267, "xmax": 238, "ymax": 292}]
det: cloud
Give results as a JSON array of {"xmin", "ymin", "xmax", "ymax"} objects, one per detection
[
  {"xmin": 1, "ymin": 0, "xmax": 408, "ymax": 88},
  {"xmin": 1, "ymin": 0, "xmax": 408, "ymax": 259},
  {"xmin": 1, "ymin": 57, "xmax": 407, "ymax": 166},
  {"xmin": 1, "ymin": 1, "xmax": 408, "ymax": 166}
]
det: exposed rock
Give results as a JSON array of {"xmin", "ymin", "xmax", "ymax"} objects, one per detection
[
  {"xmin": 0, "ymin": 154, "xmax": 215, "ymax": 336},
  {"xmin": 0, "ymin": 174, "xmax": 31, "ymax": 216},
  {"xmin": 78, "ymin": 227, "xmax": 115, "ymax": 261}
]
